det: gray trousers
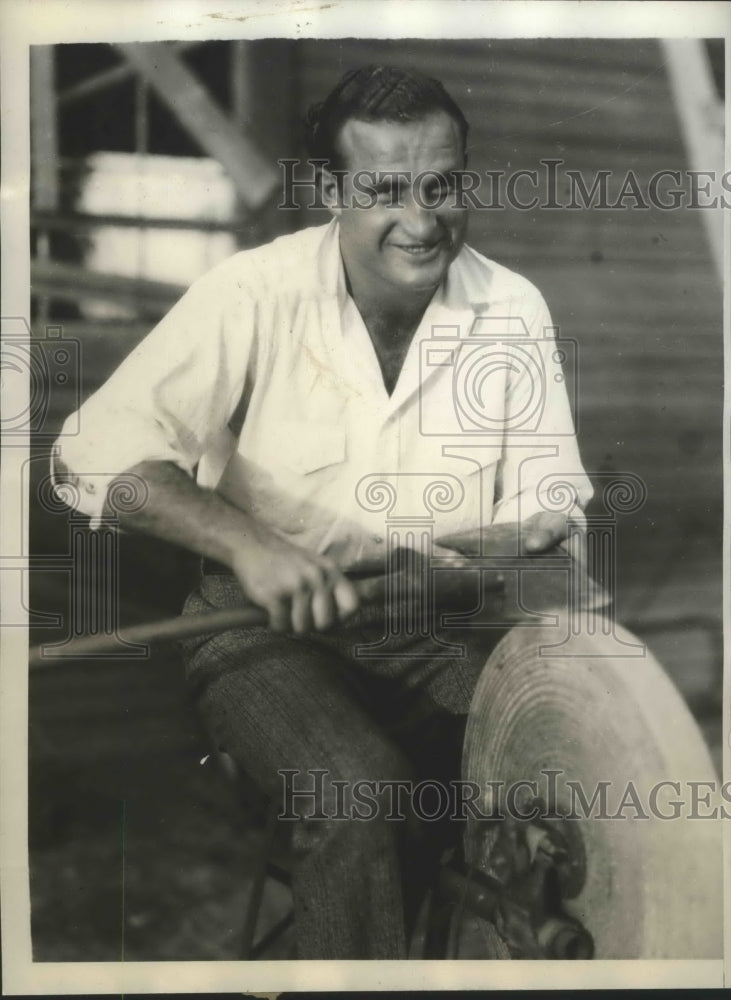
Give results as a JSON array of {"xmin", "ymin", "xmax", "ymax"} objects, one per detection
[{"xmin": 180, "ymin": 570, "xmax": 505, "ymax": 959}]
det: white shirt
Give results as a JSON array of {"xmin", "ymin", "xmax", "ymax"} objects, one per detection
[{"xmin": 54, "ymin": 221, "xmax": 592, "ymax": 566}]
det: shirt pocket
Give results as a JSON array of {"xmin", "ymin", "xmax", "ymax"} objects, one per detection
[{"xmin": 269, "ymin": 419, "xmax": 346, "ymax": 475}]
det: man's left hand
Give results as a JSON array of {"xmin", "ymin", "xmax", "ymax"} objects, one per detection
[
  {"xmin": 521, "ymin": 511, "xmax": 569, "ymax": 554},
  {"xmin": 436, "ymin": 512, "xmax": 571, "ymax": 558}
]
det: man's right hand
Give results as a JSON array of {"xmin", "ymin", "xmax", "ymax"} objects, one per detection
[
  {"xmin": 229, "ymin": 527, "xmax": 360, "ymax": 634},
  {"xmin": 110, "ymin": 461, "xmax": 360, "ymax": 636}
]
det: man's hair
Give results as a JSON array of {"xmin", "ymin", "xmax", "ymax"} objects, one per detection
[{"xmin": 304, "ymin": 64, "xmax": 470, "ymax": 171}]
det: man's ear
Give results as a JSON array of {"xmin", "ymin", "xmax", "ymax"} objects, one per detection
[{"xmin": 321, "ymin": 168, "xmax": 344, "ymax": 217}]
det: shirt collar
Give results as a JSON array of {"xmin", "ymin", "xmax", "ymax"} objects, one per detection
[
  {"xmin": 316, "ymin": 218, "xmax": 488, "ymax": 328},
  {"xmin": 314, "ymin": 222, "xmax": 485, "ymax": 412}
]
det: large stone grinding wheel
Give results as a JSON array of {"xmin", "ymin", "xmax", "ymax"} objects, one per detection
[{"xmin": 461, "ymin": 620, "xmax": 723, "ymax": 958}]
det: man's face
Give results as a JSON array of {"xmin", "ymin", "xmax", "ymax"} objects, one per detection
[{"xmin": 329, "ymin": 111, "xmax": 468, "ymax": 300}]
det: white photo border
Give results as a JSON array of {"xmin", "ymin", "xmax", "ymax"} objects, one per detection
[{"xmin": 1, "ymin": 0, "xmax": 729, "ymax": 993}]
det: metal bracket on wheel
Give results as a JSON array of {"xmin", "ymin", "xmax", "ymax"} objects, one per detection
[{"xmin": 436, "ymin": 805, "xmax": 594, "ymax": 959}]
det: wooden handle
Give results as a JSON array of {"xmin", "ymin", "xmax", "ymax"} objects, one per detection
[
  {"xmin": 28, "ymin": 605, "xmax": 268, "ymax": 670},
  {"xmin": 29, "ymin": 551, "xmax": 609, "ymax": 670}
]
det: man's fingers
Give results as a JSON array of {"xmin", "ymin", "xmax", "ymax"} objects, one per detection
[
  {"xmin": 523, "ymin": 513, "xmax": 568, "ymax": 553},
  {"xmin": 268, "ymin": 595, "xmax": 291, "ymax": 633},
  {"xmin": 291, "ymin": 587, "xmax": 314, "ymax": 634},
  {"xmin": 311, "ymin": 581, "xmax": 337, "ymax": 631},
  {"xmin": 332, "ymin": 574, "xmax": 360, "ymax": 621},
  {"xmin": 523, "ymin": 528, "xmax": 556, "ymax": 553},
  {"xmin": 433, "ymin": 530, "xmax": 482, "ymax": 555}
]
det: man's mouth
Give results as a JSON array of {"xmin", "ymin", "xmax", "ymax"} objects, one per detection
[{"xmin": 392, "ymin": 241, "xmax": 444, "ymax": 258}]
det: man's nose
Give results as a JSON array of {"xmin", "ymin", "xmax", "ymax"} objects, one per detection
[{"xmin": 399, "ymin": 191, "xmax": 440, "ymax": 240}]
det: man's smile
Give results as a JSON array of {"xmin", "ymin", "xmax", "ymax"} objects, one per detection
[{"xmin": 389, "ymin": 240, "xmax": 446, "ymax": 260}]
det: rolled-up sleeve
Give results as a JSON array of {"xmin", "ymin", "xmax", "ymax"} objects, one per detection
[
  {"xmin": 491, "ymin": 290, "xmax": 593, "ymax": 527},
  {"xmin": 52, "ymin": 261, "xmax": 257, "ymax": 525}
]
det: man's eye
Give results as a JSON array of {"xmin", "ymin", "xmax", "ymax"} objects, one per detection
[{"xmin": 423, "ymin": 179, "xmax": 456, "ymax": 199}]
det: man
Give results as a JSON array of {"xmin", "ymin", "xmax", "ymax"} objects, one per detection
[{"xmin": 54, "ymin": 65, "xmax": 591, "ymax": 958}]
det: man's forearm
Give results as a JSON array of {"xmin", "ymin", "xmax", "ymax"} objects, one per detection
[
  {"xmin": 106, "ymin": 460, "xmax": 262, "ymax": 567},
  {"xmin": 103, "ymin": 461, "xmax": 359, "ymax": 631}
]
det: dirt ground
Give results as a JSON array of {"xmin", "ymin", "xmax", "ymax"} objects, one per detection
[{"xmin": 29, "ymin": 652, "xmax": 295, "ymax": 961}]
